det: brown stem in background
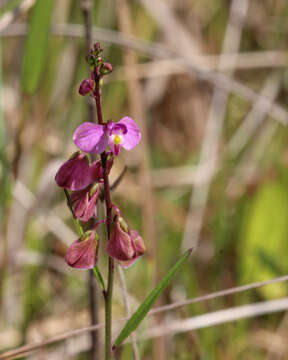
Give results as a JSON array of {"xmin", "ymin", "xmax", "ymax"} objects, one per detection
[
  {"xmin": 116, "ymin": 1, "xmax": 162, "ymax": 359},
  {"xmin": 81, "ymin": 1, "xmax": 99, "ymax": 359}
]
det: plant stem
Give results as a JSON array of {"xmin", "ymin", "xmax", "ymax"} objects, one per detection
[{"xmin": 94, "ymin": 61, "xmax": 115, "ymax": 360}]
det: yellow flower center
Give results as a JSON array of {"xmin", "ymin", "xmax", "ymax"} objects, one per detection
[{"xmin": 114, "ymin": 134, "xmax": 122, "ymax": 145}]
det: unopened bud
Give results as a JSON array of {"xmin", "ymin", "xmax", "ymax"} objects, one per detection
[
  {"xmin": 79, "ymin": 78, "xmax": 94, "ymax": 96},
  {"xmin": 101, "ymin": 62, "xmax": 113, "ymax": 75}
]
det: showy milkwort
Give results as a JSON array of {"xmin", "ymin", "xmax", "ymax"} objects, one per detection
[
  {"xmin": 73, "ymin": 116, "xmax": 141, "ymax": 155},
  {"xmin": 54, "ymin": 41, "xmax": 150, "ymax": 360},
  {"xmin": 55, "ymin": 41, "xmax": 145, "ymax": 271}
]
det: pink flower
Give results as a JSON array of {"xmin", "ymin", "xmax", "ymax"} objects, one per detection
[
  {"xmin": 70, "ymin": 184, "xmax": 100, "ymax": 222},
  {"xmin": 73, "ymin": 117, "xmax": 141, "ymax": 155},
  {"xmin": 55, "ymin": 152, "xmax": 92, "ymax": 191},
  {"xmin": 65, "ymin": 231, "xmax": 99, "ymax": 269},
  {"xmin": 79, "ymin": 78, "xmax": 94, "ymax": 96},
  {"xmin": 106, "ymin": 215, "xmax": 145, "ymax": 267}
]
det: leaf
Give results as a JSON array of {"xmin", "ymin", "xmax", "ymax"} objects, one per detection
[
  {"xmin": 21, "ymin": 0, "xmax": 54, "ymax": 94},
  {"xmin": 113, "ymin": 248, "xmax": 193, "ymax": 348}
]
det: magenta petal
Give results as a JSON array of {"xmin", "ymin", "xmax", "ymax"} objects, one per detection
[
  {"xmin": 82, "ymin": 187, "xmax": 99, "ymax": 222},
  {"xmin": 90, "ymin": 158, "xmax": 113, "ymax": 181},
  {"xmin": 90, "ymin": 160, "xmax": 103, "ymax": 181},
  {"xmin": 71, "ymin": 186, "xmax": 99, "ymax": 222},
  {"xmin": 65, "ymin": 232, "xmax": 98, "ymax": 269},
  {"xmin": 118, "ymin": 117, "xmax": 141, "ymax": 151},
  {"xmin": 119, "ymin": 230, "xmax": 145, "ymax": 268},
  {"xmin": 106, "ymin": 218, "xmax": 134, "ymax": 261},
  {"xmin": 71, "ymin": 189, "xmax": 89, "ymax": 219},
  {"xmin": 73, "ymin": 122, "xmax": 108, "ymax": 154},
  {"xmin": 130, "ymin": 230, "xmax": 145, "ymax": 256},
  {"xmin": 119, "ymin": 258, "xmax": 138, "ymax": 268},
  {"xmin": 55, "ymin": 153, "xmax": 92, "ymax": 191}
]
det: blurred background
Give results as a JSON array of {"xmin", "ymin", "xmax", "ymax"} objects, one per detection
[{"xmin": 1, "ymin": 0, "xmax": 288, "ymax": 359}]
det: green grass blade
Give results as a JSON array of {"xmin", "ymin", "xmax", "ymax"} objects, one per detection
[
  {"xmin": 21, "ymin": 0, "xmax": 54, "ymax": 94},
  {"xmin": 113, "ymin": 248, "xmax": 193, "ymax": 348}
]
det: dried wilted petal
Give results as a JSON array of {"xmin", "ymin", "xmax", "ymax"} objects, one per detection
[{"xmin": 65, "ymin": 231, "xmax": 98, "ymax": 269}]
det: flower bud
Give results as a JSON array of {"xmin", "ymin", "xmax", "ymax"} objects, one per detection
[
  {"xmin": 65, "ymin": 231, "xmax": 99, "ymax": 269},
  {"xmin": 55, "ymin": 152, "xmax": 92, "ymax": 191},
  {"xmin": 100, "ymin": 62, "xmax": 113, "ymax": 75},
  {"xmin": 79, "ymin": 78, "xmax": 94, "ymax": 96}
]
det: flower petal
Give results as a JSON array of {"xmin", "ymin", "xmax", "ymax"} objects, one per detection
[
  {"xmin": 106, "ymin": 218, "xmax": 134, "ymax": 261},
  {"xmin": 65, "ymin": 232, "xmax": 98, "ymax": 269},
  {"xmin": 71, "ymin": 188, "xmax": 89, "ymax": 219},
  {"xmin": 90, "ymin": 157, "xmax": 114, "ymax": 181},
  {"xmin": 71, "ymin": 186, "xmax": 99, "ymax": 222},
  {"xmin": 119, "ymin": 230, "xmax": 145, "ymax": 268},
  {"xmin": 118, "ymin": 117, "xmax": 141, "ymax": 151},
  {"xmin": 130, "ymin": 230, "xmax": 146, "ymax": 256},
  {"xmin": 55, "ymin": 153, "xmax": 92, "ymax": 191},
  {"xmin": 82, "ymin": 187, "xmax": 99, "ymax": 222},
  {"xmin": 73, "ymin": 122, "xmax": 108, "ymax": 154}
]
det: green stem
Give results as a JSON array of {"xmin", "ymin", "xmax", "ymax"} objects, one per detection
[
  {"xmin": 92, "ymin": 47, "xmax": 115, "ymax": 359},
  {"xmin": 105, "ymin": 257, "xmax": 115, "ymax": 359}
]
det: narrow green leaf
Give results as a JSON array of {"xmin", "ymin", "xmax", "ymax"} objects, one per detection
[
  {"xmin": 113, "ymin": 248, "xmax": 193, "ymax": 348},
  {"xmin": 93, "ymin": 266, "xmax": 105, "ymax": 291},
  {"xmin": 21, "ymin": 0, "xmax": 54, "ymax": 94}
]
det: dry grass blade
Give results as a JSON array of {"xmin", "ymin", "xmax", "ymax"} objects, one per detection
[
  {"xmin": 182, "ymin": 0, "xmax": 250, "ymax": 250},
  {"xmin": 1, "ymin": 24, "xmax": 288, "ymax": 126},
  {"xmin": 117, "ymin": 266, "xmax": 140, "ymax": 360},
  {"xmin": 227, "ymin": 72, "xmax": 282, "ymax": 157},
  {"xmin": 0, "ymin": 0, "xmax": 35, "ymax": 32},
  {"xmin": 146, "ymin": 297, "xmax": 288, "ymax": 339}
]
